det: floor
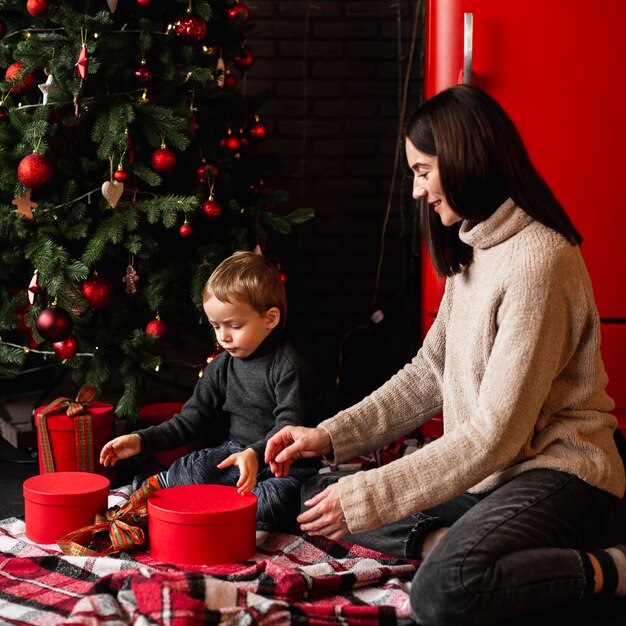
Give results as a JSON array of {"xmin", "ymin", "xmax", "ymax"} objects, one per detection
[{"xmin": 2, "ymin": 436, "xmax": 626, "ymax": 624}]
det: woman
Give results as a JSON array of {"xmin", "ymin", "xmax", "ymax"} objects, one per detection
[{"xmin": 265, "ymin": 85, "xmax": 626, "ymax": 624}]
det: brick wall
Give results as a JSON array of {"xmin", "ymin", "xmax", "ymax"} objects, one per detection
[{"xmin": 244, "ymin": 1, "xmax": 424, "ymax": 409}]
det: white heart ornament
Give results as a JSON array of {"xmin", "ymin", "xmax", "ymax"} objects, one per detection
[{"xmin": 101, "ymin": 180, "xmax": 124, "ymax": 208}]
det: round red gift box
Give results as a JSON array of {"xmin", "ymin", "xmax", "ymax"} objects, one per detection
[
  {"xmin": 23, "ymin": 471, "xmax": 110, "ymax": 544},
  {"xmin": 148, "ymin": 484, "xmax": 257, "ymax": 565},
  {"xmin": 34, "ymin": 401, "xmax": 115, "ymax": 477},
  {"xmin": 138, "ymin": 402, "xmax": 199, "ymax": 471}
]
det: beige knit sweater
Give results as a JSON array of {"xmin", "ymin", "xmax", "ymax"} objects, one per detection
[{"xmin": 320, "ymin": 199, "xmax": 625, "ymax": 534}]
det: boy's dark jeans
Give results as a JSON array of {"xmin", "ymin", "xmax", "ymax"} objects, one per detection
[
  {"xmin": 166, "ymin": 440, "xmax": 317, "ymax": 531},
  {"xmin": 301, "ymin": 468, "xmax": 625, "ymax": 625}
]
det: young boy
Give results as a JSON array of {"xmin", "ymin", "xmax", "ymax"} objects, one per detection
[{"xmin": 100, "ymin": 250, "xmax": 318, "ymax": 531}]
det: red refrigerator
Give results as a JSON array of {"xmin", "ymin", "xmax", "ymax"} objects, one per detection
[{"xmin": 421, "ymin": 0, "xmax": 626, "ymax": 433}]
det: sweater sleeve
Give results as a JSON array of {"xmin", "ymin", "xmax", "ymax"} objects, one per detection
[
  {"xmin": 135, "ymin": 354, "xmax": 226, "ymax": 454},
  {"xmin": 335, "ymin": 244, "xmax": 588, "ymax": 533},
  {"xmin": 248, "ymin": 352, "xmax": 315, "ymax": 462},
  {"xmin": 319, "ymin": 279, "xmax": 451, "ymax": 463}
]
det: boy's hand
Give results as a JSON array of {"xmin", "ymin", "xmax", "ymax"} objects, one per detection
[
  {"xmin": 100, "ymin": 433, "xmax": 141, "ymax": 467},
  {"xmin": 217, "ymin": 448, "xmax": 258, "ymax": 495}
]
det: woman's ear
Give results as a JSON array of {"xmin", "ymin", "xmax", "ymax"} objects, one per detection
[{"xmin": 265, "ymin": 307, "xmax": 281, "ymax": 329}]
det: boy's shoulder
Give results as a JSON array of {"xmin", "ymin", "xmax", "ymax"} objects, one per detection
[{"xmin": 272, "ymin": 337, "xmax": 315, "ymax": 374}]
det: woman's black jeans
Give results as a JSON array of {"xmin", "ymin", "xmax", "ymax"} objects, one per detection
[{"xmin": 301, "ymin": 468, "xmax": 625, "ymax": 625}]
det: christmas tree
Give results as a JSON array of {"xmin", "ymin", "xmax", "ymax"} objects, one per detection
[{"xmin": 0, "ymin": 0, "xmax": 313, "ymax": 424}]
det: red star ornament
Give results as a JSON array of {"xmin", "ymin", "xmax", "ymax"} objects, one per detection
[
  {"xmin": 77, "ymin": 44, "xmax": 88, "ymax": 79},
  {"xmin": 12, "ymin": 192, "xmax": 38, "ymax": 219}
]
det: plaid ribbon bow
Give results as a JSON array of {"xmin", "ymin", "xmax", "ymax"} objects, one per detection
[
  {"xmin": 58, "ymin": 476, "xmax": 161, "ymax": 557},
  {"xmin": 37, "ymin": 384, "xmax": 97, "ymax": 473}
]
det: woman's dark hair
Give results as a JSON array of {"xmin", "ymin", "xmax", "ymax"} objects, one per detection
[{"xmin": 405, "ymin": 84, "xmax": 582, "ymax": 276}]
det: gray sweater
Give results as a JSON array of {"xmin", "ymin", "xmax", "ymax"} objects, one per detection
[
  {"xmin": 321, "ymin": 199, "xmax": 626, "ymax": 534},
  {"xmin": 136, "ymin": 332, "xmax": 315, "ymax": 465}
]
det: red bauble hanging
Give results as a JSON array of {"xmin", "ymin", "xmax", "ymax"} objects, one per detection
[
  {"xmin": 146, "ymin": 316, "xmax": 168, "ymax": 339},
  {"xmin": 220, "ymin": 134, "xmax": 241, "ymax": 153},
  {"xmin": 179, "ymin": 221, "xmax": 193, "ymax": 237},
  {"xmin": 233, "ymin": 46, "xmax": 254, "ymax": 72},
  {"xmin": 249, "ymin": 117, "xmax": 268, "ymax": 142},
  {"xmin": 26, "ymin": 0, "xmax": 49, "ymax": 17},
  {"xmin": 173, "ymin": 15, "xmax": 207, "ymax": 41},
  {"xmin": 222, "ymin": 71, "xmax": 237, "ymax": 91},
  {"xmin": 113, "ymin": 167, "xmax": 128, "ymax": 183},
  {"xmin": 36, "ymin": 306, "xmax": 73, "ymax": 342},
  {"xmin": 81, "ymin": 274, "xmax": 114, "ymax": 310},
  {"xmin": 5, "ymin": 62, "xmax": 38, "ymax": 95},
  {"xmin": 202, "ymin": 198, "xmax": 222, "ymax": 220},
  {"xmin": 196, "ymin": 162, "xmax": 218, "ymax": 183},
  {"xmin": 53, "ymin": 336, "xmax": 78, "ymax": 360},
  {"xmin": 227, "ymin": 2, "xmax": 250, "ymax": 22},
  {"xmin": 0, "ymin": 105, "xmax": 9, "ymax": 125},
  {"xmin": 137, "ymin": 0, "xmax": 151, "ymax": 5},
  {"xmin": 151, "ymin": 146, "xmax": 177, "ymax": 174},
  {"xmin": 134, "ymin": 65, "xmax": 152, "ymax": 83},
  {"xmin": 0, "ymin": 19, "xmax": 6, "ymax": 39},
  {"xmin": 17, "ymin": 154, "xmax": 54, "ymax": 190}
]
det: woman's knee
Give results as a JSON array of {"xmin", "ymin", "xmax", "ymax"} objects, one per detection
[{"xmin": 410, "ymin": 552, "xmax": 472, "ymax": 626}]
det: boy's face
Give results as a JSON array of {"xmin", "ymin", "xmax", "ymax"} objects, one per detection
[{"xmin": 203, "ymin": 296, "xmax": 280, "ymax": 358}]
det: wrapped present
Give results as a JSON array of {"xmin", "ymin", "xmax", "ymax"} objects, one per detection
[
  {"xmin": 35, "ymin": 384, "xmax": 114, "ymax": 477},
  {"xmin": 148, "ymin": 484, "xmax": 257, "ymax": 565},
  {"xmin": 57, "ymin": 475, "xmax": 161, "ymax": 556},
  {"xmin": 138, "ymin": 402, "xmax": 199, "ymax": 472},
  {"xmin": 24, "ymin": 471, "xmax": 110, "ymax": 544}
]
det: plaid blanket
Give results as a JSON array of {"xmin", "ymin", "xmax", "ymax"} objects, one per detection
[{"xmin": 0, "ymin": 488, "xmax": 419, "ymax": 625}]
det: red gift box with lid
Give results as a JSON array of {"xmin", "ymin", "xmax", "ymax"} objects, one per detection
[
  {"xmin": 138, "ymin": 402, "xmax": 199, "ymax": 471},
  {"xmin": 23, "ymin": 471, "xmax": 110, "ymax": 544},
  {"xmin": 34, "ymin": 400, "xmax": 114, "ymax": 478},
  {"xmin": 148, "ymin": 484, "xmax": 257, "ymax": 565}
]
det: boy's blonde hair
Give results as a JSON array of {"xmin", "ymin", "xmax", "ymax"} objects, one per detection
[{"xmin": 203, "ymin": 251, "xmax": 287, "ymax": 327}]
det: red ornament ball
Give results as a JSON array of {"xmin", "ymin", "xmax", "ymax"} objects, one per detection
[
  {"xmin": 26, "ymin": 0, "xmax": 48, "ymax": 17},
  {"xmin": 196, "ymin": 163, "xmax": 219, "ymax": 183},
  {"xmin": 81, "ymin": 275, "xmax": 114, "ymax": 310},
  {"xmin": 53, "ymin": 336, "xmax": 78, "ymax": 360},
  {"xmin": 173, "ymin": 16, "xmax": 207, "ymax": 41},
  {"xmin": 0, "ymin": 105, "xmax": 9, "ymax": 125},
  {"xmin": 179, "ymin": 222, "xmax": 193, "ymax": 237},
  {"xmin": 146, "ymin": 318, "xmax": 168, "ymax": 339},
  {"xmin": 202, "ymin": 199, "xmax": 222, "ymax": 220},
  {"xmin": 249, "ymin": 120, "xmax": 267, "ymax": 142},
  {"xmin": 36, "ymin": 306, "xmax": 73, "ymax": 342},
  {"xmin": 233, "ymin": 46, "xmax": 254, "ymax": 71},
  {"xmin": 227, "ymin": 2, "xmax": 250, "ymax": 21},
  {"xmin": 137, "ymin": 0, "xmax": 151, "ymax": 5},
  {"xmin": 222, "ymin": 72, "xmax": 237, "ymax": 91},
  {"xmin": 220, "ymin": 135, "xmax": 241, "ymax": 153},
  {"xmin": 151, "ymin": 147, "xmax": 177, "ymax": 174},
  {"xmin": 134, "ymin": 66, "xmax": 152, "ymax": 83},
  {"xmin": 113, "ymin": 168, "xmax": 128, "ymax": 183},
  {"xmin": 17, "ymin": 154, "xmax": 54, "ymax": 189},
  {"xmin": 5, "ymin": 62, "xmax": 37, "ymax": 95},
  {"xmin": 0, "ymin": 19, "xmax": 6, "ymax": 39}
]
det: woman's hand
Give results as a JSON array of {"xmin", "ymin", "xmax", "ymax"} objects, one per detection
[
  {"xmin": 265, "ymin": 426, "xmax": 333, "ymax": 477},
  {"xmin": 217, "ymin": 448, "xmax": 259, "ymax": 495},
  {"xmin": 99, "ymin": 434, "xmax": 141, "ymax": 467},
  {"xmin": 298, "ymin": 483, "xmax": 348, "ymax": 540}
]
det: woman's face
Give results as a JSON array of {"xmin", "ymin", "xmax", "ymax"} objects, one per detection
[{"xmin": 405, "ymin": 138, "xmax": 462, "ymax": 227}]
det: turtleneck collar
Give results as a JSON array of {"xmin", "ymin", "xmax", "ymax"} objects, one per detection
[
  {"xmin": 459, "ymin": 198, "xmax": 533, "ymax": 250},
  {"xmin": 242, "ymin": 328, "xmax": 285, "ymax": 361}
]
